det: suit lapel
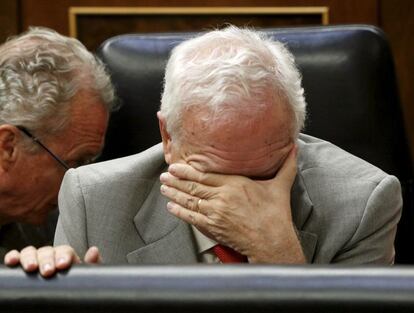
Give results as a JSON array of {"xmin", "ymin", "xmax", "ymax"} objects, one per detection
[
  {"xmin": 127, "ymin": 177, "xmax": 198, "ymax": 264},
  {"xmin": 291, "ymin": 142, "xmax": 318, "ymax": 263}
]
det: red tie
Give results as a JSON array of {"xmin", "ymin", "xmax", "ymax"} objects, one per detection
[{"xmin": 212, "ymin": 244, "xmax": 248, "ymax": 263}]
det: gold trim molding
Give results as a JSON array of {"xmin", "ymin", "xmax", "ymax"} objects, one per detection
[{"xmin": 69, "ymin": 6, "xmax": 330, "ymax": 38}]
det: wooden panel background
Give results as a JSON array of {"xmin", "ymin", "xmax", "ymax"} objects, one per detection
[
  {"xmin": 0, "ymin": 0, "xmax": 19, "ymax": 43},
  {"xmin": 18, "ymin": 0, "xmax": 379, "ymax": 37},
  {"xmin": 1, "ymin": 0, "xmax": 413, "ymax": 161},
  {"xmin": 71, "ymin": 7, "xmax": 328, "ymax": 51}
]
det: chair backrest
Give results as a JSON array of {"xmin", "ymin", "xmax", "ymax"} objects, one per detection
[{"xmin": 97, "ymin": 25, "xmax": 413, "ymax": 263}]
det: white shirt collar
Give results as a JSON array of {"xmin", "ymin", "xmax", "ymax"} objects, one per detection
[{"xmin": 191, "ymin": 225, "xmax": 217, "ymax": 254}]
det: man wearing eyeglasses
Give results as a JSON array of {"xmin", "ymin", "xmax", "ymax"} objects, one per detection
[
  {"xmin": 5, "ymin": 26, "xmax": 403, "ymax": 277},
  {"xmin": 0, "ymin": 27, "xmax": 115, "ymax": 261}
]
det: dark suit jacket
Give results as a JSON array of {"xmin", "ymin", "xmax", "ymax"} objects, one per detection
[{"xmin": 0, "ymin": 210, "xmax": 58, "ymax": 263}]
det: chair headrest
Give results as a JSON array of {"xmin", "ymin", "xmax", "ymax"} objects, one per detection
[{"xmin": 97, "ymin": 25, "xmax": 412, "ymax": 179}]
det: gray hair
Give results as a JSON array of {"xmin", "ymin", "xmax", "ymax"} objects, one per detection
[
  {"xmin": 160, "ymin": 26, "xmax": 306, "ymax": 140},
  {"xmin": 0, "ymin": 27, "xmax": 116, "ymax": 145}
]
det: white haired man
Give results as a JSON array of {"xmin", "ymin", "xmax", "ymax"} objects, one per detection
[
  {"xmin": 0, "ymin": 28, "xmax": 115, "ymax": 262},
  {"xmin": 5, "ymin": 26, "xmax": 402, "ymax": 275}
]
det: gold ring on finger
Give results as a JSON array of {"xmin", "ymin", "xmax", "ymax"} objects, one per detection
[{"xmin": 197, "ymin": 199, "xmax": 203, "ymax": 213}]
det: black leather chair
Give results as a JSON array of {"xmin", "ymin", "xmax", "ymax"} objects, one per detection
[
  {"xmin": 97, "ymin": 25, "xmax": 413, "ymax": 263},
  {"xmin": 2, "ymin": 265, "xmax": 414, "ymax": 313}
]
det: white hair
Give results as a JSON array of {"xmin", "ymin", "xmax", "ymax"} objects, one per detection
[
  {"xmin": 0, "ymin": 27, "xmax": 116, "ymax": 145},
  {"xmin": 160, "ymin": 25, "xmax": 306, "ymax": 140}
]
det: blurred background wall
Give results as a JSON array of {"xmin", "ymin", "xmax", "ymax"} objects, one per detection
[{"xmin": 0, "ymin": 0, "xmax": 413, "ymax": 161}]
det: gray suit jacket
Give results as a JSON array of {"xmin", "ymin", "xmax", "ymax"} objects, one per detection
[{"xmin": 55, "ymin": 134, "xmax": 402, "ymax": 264}]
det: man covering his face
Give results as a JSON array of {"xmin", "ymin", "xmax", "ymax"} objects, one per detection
[{"xmin": 5, "ymin": 26, "xmax": 402, "ymax": 275}]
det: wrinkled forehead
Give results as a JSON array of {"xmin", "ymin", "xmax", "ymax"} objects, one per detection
[
  {"xmin": 180, "ymin": 102, "xmax": 292, "ymax": 146},
  {"xmin": 176, "ymin": 104, "xmax": 293, "ymax": 178}
]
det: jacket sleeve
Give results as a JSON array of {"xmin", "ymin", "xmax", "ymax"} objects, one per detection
[
  {"xmin": 54, "ymin": 168, "xmax": 89, "ymax": 258},
  {"xmin": 332, "ymin": 175, "xmax": 402, "ymax": 264}
]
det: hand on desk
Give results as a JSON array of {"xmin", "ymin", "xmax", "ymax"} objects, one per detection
[
  {"xmin": 160, "ymin": 146, "xmax": 306, "ymax": 264},
  {"xmin": 4, "ymin": 245, "xmax": 101, "ymax": 277}
]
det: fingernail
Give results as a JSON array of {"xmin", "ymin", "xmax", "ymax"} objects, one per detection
[
  {"xmin": 42, "ymin": 263, "xmax": 52, "ymax": 273},
  {"xmin": 26, "ymin": 260, "xmax": 36, "ymax": 270},
  {"xmin": 168, "ymin": 164, "xmax": 178, "ymax": 174},
  {"xmin": 5, "ymin": 255, "xmax": 14, "ymax": 264},
  {"xmin": 166, "ymin": 202, "xmax": 174, "ymax": 211},
  {"xmin": 160, "ymin": 172, "xmax": 169, "ymax": 182},
  {"xmin": 160, "ymin": 185, "xmax": 168, "ymax": 193},
  {"xmin": 57, "ymin": 257, "xmax": 67, "ymax": 266}
]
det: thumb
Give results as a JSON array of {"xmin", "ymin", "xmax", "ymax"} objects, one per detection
[
  {"xmin": 84, "ymin": 246, "xmax": 102, "ymax": 264},
  {"xmin": 271, "ymin": 145, "xmax": 298, "ymax": 188}
]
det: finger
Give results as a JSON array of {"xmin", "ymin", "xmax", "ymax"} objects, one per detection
[
  {"xmin": 84, "ymin": 246, "xmax": 102, "ymax": 264},
  {"xmin": 160, "ymin": 184, "xmax": 204, "ymax": 213},
  {"xmin": 55, "ymin": 245, "xmax": 81, "ymax": 269},
  {"xmin": 271, "ymin": 145, "xmax": 298, "ymax": 187},
  {"xmin": 4, "ymin": 250, "xmax": 20, "ymax": 266},
  {"xmin": 167, "ymin": 201, "xmax": 210, "ymax": 228},
  {"xmin": 167, "ymin": 163, "xmax": 224, "ymax": 186},
  {"xmin": 20, "ymin": 246, "xmax": 39, "ymax": 272},
  {"xmin": 37, "ymin": 246, "xmax": 56, "ymax": 277},
  {"xmin": 160, "ymin": 172, "xmax": 211, "ymax": 198}
]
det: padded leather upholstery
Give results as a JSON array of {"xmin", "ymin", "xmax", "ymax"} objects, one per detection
[
  {"xmin": 2, "ymin": 265, "xmax": 414, "ymax": 312},
  {"xmin": 97, "ymin": 25, "xmax": 413, "ymax": 263}
]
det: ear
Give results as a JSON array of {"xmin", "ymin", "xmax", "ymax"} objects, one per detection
[
  {"xmin": 0, "ymin": 125, "xmax": 20, "ymax": 171},
  {"xmin": 157, "ymin": 111, "xmax": 173, "ymax": 164}
]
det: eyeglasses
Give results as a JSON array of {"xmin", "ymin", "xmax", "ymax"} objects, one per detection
[{"xmin": 16, "ymin": 126, "xmax": 70, "ymax": 170}]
